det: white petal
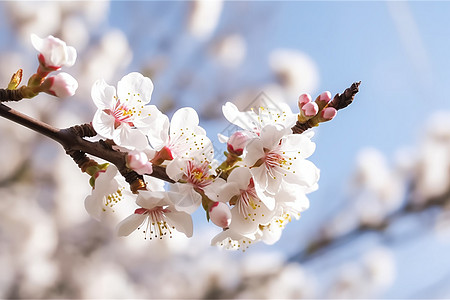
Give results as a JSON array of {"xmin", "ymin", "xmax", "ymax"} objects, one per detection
[
  {"xmin": 132, "ymin": 105, "xmax": 163, "ymax": 129},
  {"xmin": 146, "ymin": 112, "xmax": 170, "ymax": 150},
  {"xmin": 93, "ymin": 165, "xmax": 119, "ymax": 196},
  {"xmin": 217, "ymin": 182, "xmax": 240, "ymax": 203},
  {"xmin": 222, "ymin": 102, "xmax": 258, "ymax": 131},
  {"xmin": 117, "ymin": 72, "xmax": 154, "ymax": 105},
  {"xmin": 145, "ymin": 176, "xmax": 166, "ymax": 192},
  {"xmin": 265, "ymin": 171, "xmax": 282, "ymax": 194},
  {"xmin": 91, "ymin": 79, "xmax": 116, "ymax": 110},
  {"xmin": 242, "ymin": 138, "xmax": 264, "ymax": 167},
  {"xmin": 116, "ymin": 214, "xmax": 146, "ymax": 236},
  {"xmin": 261, "ymin": 223, "xmax": 283, "ymax": 245},
  {"xmin": 113, "ymin": 125, "xmax": 149, "ymax": 150},
  {"xmin": 92, "ymin": 110, "xmax": 115, "ymax": 139},
  {"xmin": 165, "ymin": 158, "xmax": 187, "ymax": 182},
  {"xmin": 136, "ymin": 190, "xmax": 166, "ymax": 209},
  {"xmin": 282, "ymin": 134, "xmax": 316, "ymax": 159},
  {"xmin": 169, "ymin": 184, "xmax": 202, "ymax": 214},
  {"xmin": 229, "ymin": 204, "xmax": 274, "ymax": 235},
  {"xmin": 254, "ymin": 187, "xmax": 276, "ymax": 211},
  {"xmin": 227, "ymin": 166, "xmax": 252, "ymax": 190},
  {"xmin": 284, "ymin": 159, "xmax": 320, "ymax": 187},
  {"xmin": 65, "ymin": 46, "xmax": 77, "ymax": 67},
  {"xmin": 170, "ymin": 107, "xmax": 200, "ymax": 134},
  {"xmin": 211, "ymin": 229, "xmax": 256, "ymax": 250},
  {"xmin": 165, "ymin": 211, "xmax": 193, "ymax": 238},
  {"xmin": 84, "ymin": 195, "xmax": 102, "ymax": 221},
  {"xmin": 250, "ymin": 166, "xmax": 268, "ymax": 191},
  {"xmin": 260, "ymin": 124, "xmax": 285, "ymax": 149},
  {"xmin": 30, "ymin": 34, "xmax": 43, "ymax": 52},
  {"xmin": 203, "ymin": 177, "xmax": 227, "ymax": 201}
]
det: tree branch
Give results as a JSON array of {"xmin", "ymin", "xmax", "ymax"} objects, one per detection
[{"xmin": 0, "ymin": 103, "xmax": 173, "ymax": 191}]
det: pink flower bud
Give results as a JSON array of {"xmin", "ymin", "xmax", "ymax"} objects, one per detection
[
  {"xmin": 44, "ymin": 73, "xmax": 78, "ymax": 98},
  {"xmin": 227, "ymin": 131, "xmax": 249, "ymax": 156},
  {"xmin": 298, "ymin": 93, "xmax": 312, "ymax": 107},
  {"xmin": 209, "ymin": 202, "xmax": 232, "ymax": 228},
  {"xmin": 31, "ymin": 34, "xmax": 77, "ymax": 70},
  {"xmin": 127, "ymin": 151, "xmax": 153, "ymax": 175},
  {"xmin": 301, "ymin": 101, "xmax": 319, "ymax": 117},
  {"xmin": 321, "ymin": 107, "xmax": 337, "ymax": 121},
  {"xmin": 319, "ymin": 91, "xmax": 332, "ymax": 102}
]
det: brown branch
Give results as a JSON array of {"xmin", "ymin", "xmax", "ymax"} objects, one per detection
[
  {"xmin": 291, "ymin": 81, "xmax": 361, "ymax": 134},
  {"xmin": 0, "ymin": 103, "xmax": 174, "ymax": 191},
  {"xmin": 0, "ymin": 88, "xmax": 23, "ymax": 102}
]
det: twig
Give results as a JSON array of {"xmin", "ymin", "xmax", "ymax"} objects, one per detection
[
  {"xmin": 291, "ymin": 81, "xmax": 361, "ymax": 134},
  {"xmin": 0, "ymin": 103, "xmax": 173, "ymax": 191}
]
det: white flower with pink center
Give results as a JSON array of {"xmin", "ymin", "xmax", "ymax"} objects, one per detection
[
  {"xmin": 243, "ymin": 124, "xmax": 320, "ymax": 197},
  {"xmin": 116, "ymin": 190, "xmax": 193, "ymax": 239},
  {"xmin": 166, "ymin": 157, "xmax": 226, "ymax": 214},
  {"xmin": 91, "ymin": 72, "xmax": 163, "ymax": 150},
  {"xmin": 218, "ymin": 167, "xmax": 275, "ymax": 235},
  {"xmin": 146, "ymin": 107, "xmax": 209, "ymax": 161}
]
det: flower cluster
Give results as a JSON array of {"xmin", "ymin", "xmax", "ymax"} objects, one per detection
[
  {"xmin": 20, "ymin": 34, "xmax": 343, "ymax": 250},
  {"xmin": 83, "ymin": 68, "xmax": 327, "ymax": 250}
]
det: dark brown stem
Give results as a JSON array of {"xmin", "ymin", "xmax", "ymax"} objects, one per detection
[
  {"xmin": 291, "ymin": 81, "xmax": 361, "ymax": 134},
  {"xmin": 0, "ymin": 88, "xmax": 23, "ymax": 102},
  {"xmin": 0, "ymin": 103, "xmax": 173, "ymax": 186}
]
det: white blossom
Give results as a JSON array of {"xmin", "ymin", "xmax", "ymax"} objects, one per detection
[
  {"xmin": 91, "ymin": 72, "xmax": 162, "ymax": 150},
  {"xmin": 117, "ymin": 190, "xmax": 193, "ymax": 239}
]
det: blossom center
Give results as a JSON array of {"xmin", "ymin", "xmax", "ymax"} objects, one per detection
[
  {"xmin": 185, "ymin": 160, "xmax": 212, "ymax": 189},
  {"xmin": 134, "ymin": 206, "xmax": 174, "ymax": 240},
  {"xmin": 263, "ymin": 147, "xmax": 288, "ymax": 179},
  {"xmin": 238, "ymin": 178, "xmax": 263, "ymax": 220},
  {"xmin": 103, "ymin": 186, "xmax": 125, "ymax": 212},
  {"xmin": 104, "ymin": 97, "xmax": 139, "ymax": 128}
]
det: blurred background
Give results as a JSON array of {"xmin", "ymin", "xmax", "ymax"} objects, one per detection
[{"xmin": 1, "ymin": 1, "xmax": 450, "ymax": 298}]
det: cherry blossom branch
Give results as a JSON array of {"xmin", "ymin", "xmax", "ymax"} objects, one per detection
[{"xmin": 0, "ymin": 101, "xmax": 173, "ymax": 191}]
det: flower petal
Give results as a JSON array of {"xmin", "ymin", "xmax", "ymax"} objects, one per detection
[
  {"xmin": 116, "ymin": 214, "xmax": 146, "ymax": 237},
  {"xmin": 117, "ymin": 72, "xmax": 154, "ymax": 105},
  {"xmin": 169, "ymin": 107, "xmax": 204, "ymax": 135},
  {"xmin": 282, "ymin": 134, "xmax": 316, "ymax": 159},
  {"xmin": 92, "ymin": 110, "xmax": 115, "ymax": 139},
  {"xmin": 168, "ymin": 183, "xmax": 202, "ymax": 214},
  {"xmin": 165, "ymin": 211, "xmax": 193, "ymax": 238},
  {"xmin": 203, "ymin": 177, "xmax": 226, "ymax": 201},
  {"xmin": 91, "ymin": 79, "xmax": 116, "ymax": 110},
  {"xmin": 112, "ymin": 124, "xmax": 149, "ymax": 150},
  {"xmin": 165, "ymin": 157, "xmax": 187, "ymax": 182},
  {"xmin": 227, "ymin": 166, "xmax": 253, "ymax": 190},
  {"xmin": 216, "ymin": 182, "xmax": 240, "ymax": 203}
]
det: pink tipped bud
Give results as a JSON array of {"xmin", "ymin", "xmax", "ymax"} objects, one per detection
[
  {"xmin": 298, "ymin": 93, "xmax": 312, "ymax": 107},
  {"xmin": 43, "ymin": 73, "xmax": 78, "ymax": 98},
  {"xmin": 320, "ymin": 107, "xmax": 337, "ymax": 121},
  {"xmin": 227, "ymin": 131, "xmax": 249, "ymax": 156},
  {"xmin": 319, "ymin": 91, "xmax": 332, "ymax": 102},
  {"xmin": 209, "ymin": 202, "xmax": 232, "ymax": 228},
  {"xmin": 301, "ymin": 101, "xmax": 319, "ymax": 117},
  {"xmin": 31, "ymin": 34, "xmax": 77, "ymax": 70},
  {"xmin": 127, "ymin": 151, "xmax": 153, "ymax": 175}
]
